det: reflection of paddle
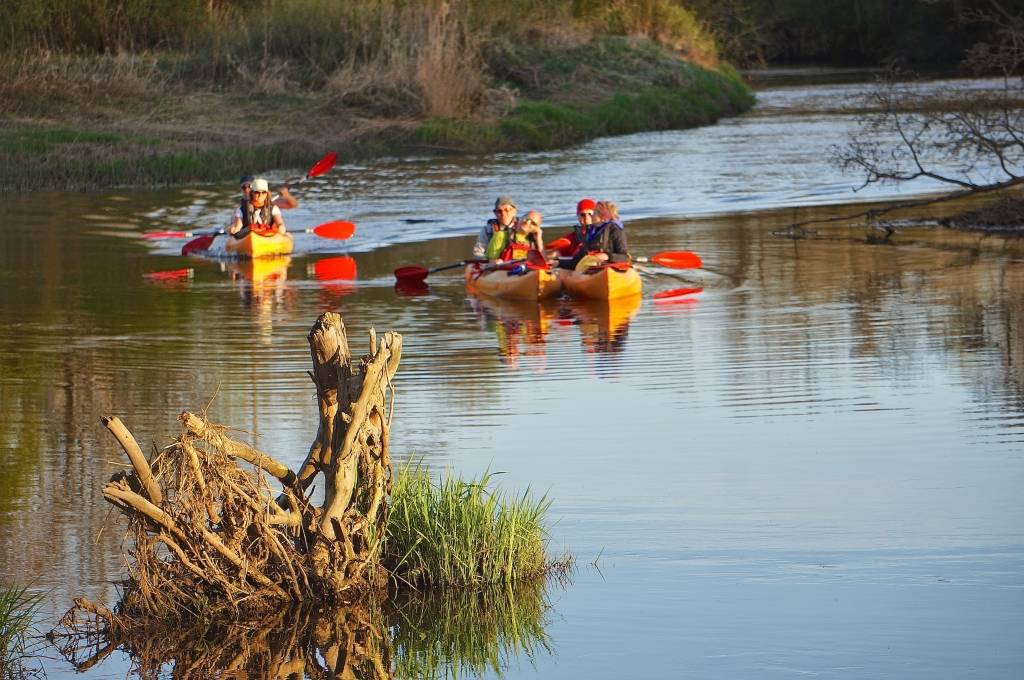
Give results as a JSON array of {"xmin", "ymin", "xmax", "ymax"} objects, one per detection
[
  {"xmin": 311, "ymin": 255, "xmax": 358, "ymax": 281},
  {"xmin": 394, "ymin": 259, "xmax": 484, "ymax": 283},
  {"xmin": 181, "ymin": 220, "xmax": 355, "ymax": 256},
  {"xmin": 143, "ymin": 268, "xmax": 194, "ymax": 284},
  {"xmin": 654, "ymin": 287, "xmax": 703, "ymax": 300}
]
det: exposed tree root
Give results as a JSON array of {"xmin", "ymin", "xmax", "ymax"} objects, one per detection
[{"xmin": 64, "ymin": 312, "xmax": 401, "ymax": 625}]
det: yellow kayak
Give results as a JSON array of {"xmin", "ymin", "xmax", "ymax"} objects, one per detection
[
  {"xmin": 464, "ymin": 263, "xmax": 562, "ymax": 300},
  {"xmin": 560, "ymin": 264, "xmax": 642, "ymax": 300},
  {"xmin": 225, "ymin": 230, "xmax": 294, "ymax": 258}
]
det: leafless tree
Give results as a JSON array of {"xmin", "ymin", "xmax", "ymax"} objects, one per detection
[{"xmin": 810, "ymin": 4, "xmax": 1024, "ymax": 234}]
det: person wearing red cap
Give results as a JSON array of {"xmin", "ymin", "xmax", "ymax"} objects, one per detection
[{"xmin": 550, "ymin": 198, "xmax": 630, "ymax": 270}]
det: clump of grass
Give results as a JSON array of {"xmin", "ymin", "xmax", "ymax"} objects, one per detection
[
  {"xmin": 385, "ymin": 465, "xmax": 565, "ymax": 588},
  {"xmin": 0, "ymin": 583, "xmax": 44, "ymax": 677}
]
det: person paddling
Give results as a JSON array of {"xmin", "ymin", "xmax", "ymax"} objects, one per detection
[
  {"xmin": 228, "ymin": 178, "xmax": 286, "ymax": 239},
  {"xmin": 239, "ymin": 174, "xmax": 298, "ymax": 210},
  {"xmin": 551, "ymin": 198, "xmax": 630, "ymax": 271}
]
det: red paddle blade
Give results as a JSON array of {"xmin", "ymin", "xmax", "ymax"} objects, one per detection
[
  {"xmin": 306, "ymin": 151, "xmax": 337, "ymax": 179},
  {"xmin": 181, "ymin": 234, "xmax": 216, "ymax": 255},
  {"xmin": 143, "ymin": 230, "xmax": 190, "ymax": 239},
  {"xmin": 394, "ymin": 266, "xmax": 429, "ymax": 282},
  {"xmin": 311, "ymin": 220, "xmax": 355, "ymax": 239},
  {"xmin": 653, "ymin": 287, "xmax": 703, "ymax": 300},
  {"xmin": 313, "ymin": 256, "xmax": 357, "ymax": 281},
  {"xmin": 651, "ymin": 251, "xmax": 702, "ymax": 269},
  {"xmin": 546, "ymin": 237, "xmax": 571, "ymax": 251}
]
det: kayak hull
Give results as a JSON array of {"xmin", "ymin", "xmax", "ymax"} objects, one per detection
[
  {"xmin": 464, "ymin": 264, "xmax": 562, "ymax": 300},
  {"xmin": 225, "ymin": 230, "xmax": 294, "ymax": 258},
  {"xmin": 560, "ymin": 265, "xmax": 642, "ymax": 300}
]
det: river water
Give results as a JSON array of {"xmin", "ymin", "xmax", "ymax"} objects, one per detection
[{"xmin": 2, "ymin": 73, "xmax": 1023, "ymax": 678}]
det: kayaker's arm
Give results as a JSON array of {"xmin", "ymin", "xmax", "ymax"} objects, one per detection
[
  {"xmin": 273, "ymin": 187, "xmax": 298, "ymax": 210},
  {"xmin": 607, "ymin": 226, "xmax": 630, "ymax": 263}
]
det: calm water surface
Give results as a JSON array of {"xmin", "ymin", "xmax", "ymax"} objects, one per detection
[{"xmin": 2, "ymin": 74, "xmax": 1023, "ymax": 678}]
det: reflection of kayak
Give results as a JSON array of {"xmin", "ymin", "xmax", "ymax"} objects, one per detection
[
  {"xmin": 225, "ymin": 230, "xmax": 294, "ymax": 258},
  {"xmin": 225, "ymin": 255, "xmax": 291, "ymax": 283},
  {"xmin": 565, "ymin": 293, "xmax": 642, "ymax": 353},
  {"xmin": 472, "ymin": 291, "xmax": 557, "ymax": 326},
  {"xmin": 464, "ymin": 263, "xmax": 561, "ymax": 300},
  {"xmin": 560, "ymin": 265, "xmax": 642, "ymax": 300}
]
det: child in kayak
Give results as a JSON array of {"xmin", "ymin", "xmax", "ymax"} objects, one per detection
[{"xmin": 228, "ymin": 178, "xmax": 286, "ymax": 239}]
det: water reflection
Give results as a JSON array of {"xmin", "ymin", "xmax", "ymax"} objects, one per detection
[
  {"xmin": 469, "ymin": 294, "xmax": 556, "ymax": 370},
  {"xmin": 53, "ymin": 580, "xmax": 555, "ymax": 680},
  {"xmin": 560, "ymin": 294, "xmax": 642, "ymax": 356}
]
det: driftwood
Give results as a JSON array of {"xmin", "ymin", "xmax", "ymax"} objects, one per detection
[{"xmin": 80, "ymin": 312, "xmax": 402, "ymax": 620}]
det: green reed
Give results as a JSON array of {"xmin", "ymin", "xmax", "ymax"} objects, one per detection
[
  {"xmin": 386, "ymin": 465, "xmax": 564, "ymax": 588},
  {"xmin": 0, "ymin": 583, "xmax": 44, "ymax": 676}
]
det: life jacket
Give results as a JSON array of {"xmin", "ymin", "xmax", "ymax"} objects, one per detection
[
  {"xmin": 484, "ymin": 217, "xmax": 519, "ymax": 260},
  {"xmin": 241, "ymin": 198, "xmax": 274, "ymax": 230},
  {"xmin": 584, "ymin": 222, "xmax": 620, "ymax": 254},
  {"xmin": 500, "ymin": 231, "xmax": 533, "ymax": 261}
]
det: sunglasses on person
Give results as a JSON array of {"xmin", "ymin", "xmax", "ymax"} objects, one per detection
[
  {"xmin": 578, "ymin": 210, "xmax": 594, "ymax": 217},
  {"xmin": 523, "ymin": 217, "xmax": 540, "ymax": 227}
]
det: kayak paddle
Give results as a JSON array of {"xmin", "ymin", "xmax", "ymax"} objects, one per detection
[
  {"xmin": 181, "ymin": 220, "xmax": 356, "ymax": 256},
  {"xmin": 635, "ymin": 251, "xmax": 703, "ymax": 269},
  {"xmin": 394, "ymin": 259, "xmax": 485, "ymax": 283}
]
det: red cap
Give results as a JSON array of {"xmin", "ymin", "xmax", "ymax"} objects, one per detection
[{"xmin": 576, "ymin": 198, "xmax": 596, "ymax": 214}]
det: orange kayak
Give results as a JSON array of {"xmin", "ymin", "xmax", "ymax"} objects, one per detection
[
  {"xmin": 464, "ymin": 263, "xmax": 562, "ymax": 300},
  {"xmin": 225, "ymin": 230, "xmax": 294, "ymax": 258},
  {"xmin": 560, "ymin": 265, "xmax": 642, "ymax": 300}
]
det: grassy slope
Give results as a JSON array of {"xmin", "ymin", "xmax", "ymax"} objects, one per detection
[{"xmin": 0, "ymin": 37, "xmax": 753, "ymax": 192}]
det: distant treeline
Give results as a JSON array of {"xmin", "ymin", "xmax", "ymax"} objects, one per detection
[{"xmin": 688, "ymin": 0, "xmax": 1005, "ymax": 69}]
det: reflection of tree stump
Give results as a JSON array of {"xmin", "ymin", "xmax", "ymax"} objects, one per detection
[{"xmin": 88, "ymin": 312, "xmax": 401, "ymax": 620}]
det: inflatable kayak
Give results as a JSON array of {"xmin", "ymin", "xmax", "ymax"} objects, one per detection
[
  {"xmin": 464, "ymin": 262, "xmax": 562, "ymax": 300},
  {"xmin": 560, "ymin": 264, "xmax": 642, "ymax": 300},
  {"xmin": 225, "ymin": 229, "xmax": 294, "ymax": 258}
]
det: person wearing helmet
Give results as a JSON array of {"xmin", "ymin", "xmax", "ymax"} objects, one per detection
[
  {"xmin": 550, "ymin": 198, "xmax": 629, "ymax": 270},
  {"xmin": 228, "ymin": 178, "xmax": 286, "ymax": 239}
]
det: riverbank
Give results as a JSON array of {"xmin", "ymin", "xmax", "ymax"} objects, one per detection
[{"xmin": 0, "ymin": 36, "xmax": 751, "ymax": 193}]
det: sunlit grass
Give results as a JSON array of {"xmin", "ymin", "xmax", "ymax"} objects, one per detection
[{"xmin": 385, "ymin": 464, "xmax": 568, "ymax": 588}]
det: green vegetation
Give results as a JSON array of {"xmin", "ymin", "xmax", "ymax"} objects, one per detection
[
  {"xmin": 0, "ymin": 0, "xmax": 753, "ymax": 191},
  {"xmin": 0, "ymin": 583, "xmax": 43, "ymax": 677},
  {"xmin": 386, "ymin": 465, "xmax": 569, "ymax": 587}
]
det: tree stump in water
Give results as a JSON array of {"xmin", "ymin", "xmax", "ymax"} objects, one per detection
[{"xmin": 86, "ymin": 312, "xmax": 401, "ymax": 620}]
